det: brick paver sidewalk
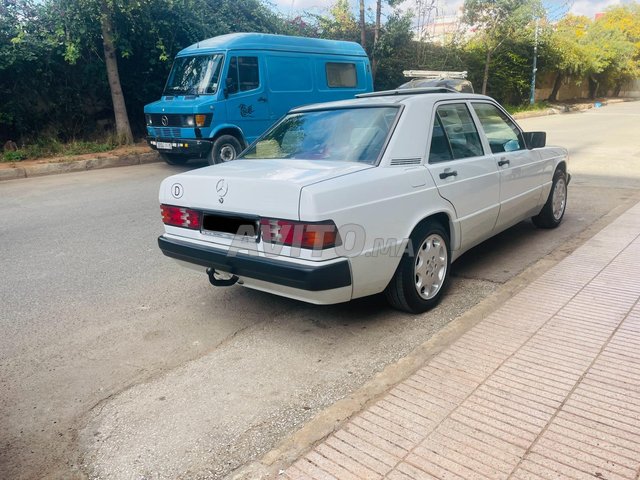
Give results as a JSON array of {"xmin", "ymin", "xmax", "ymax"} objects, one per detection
[{"xmin": 284, "ymin": 202, "xmax": 640, "ymax": 480}]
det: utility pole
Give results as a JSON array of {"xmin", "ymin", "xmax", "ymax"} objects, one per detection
[{"xmin": 529, "ymin": 19, "xmax": 539, "ymax": 105}]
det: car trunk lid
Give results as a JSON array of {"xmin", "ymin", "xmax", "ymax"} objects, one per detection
[{"xmin": 159, "ymin": 159, "xmax": 372, "ymax": 220}]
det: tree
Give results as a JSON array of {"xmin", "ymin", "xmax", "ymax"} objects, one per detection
[
  {"xmin": 584, "ymin": 18, "xmax": 636, "ymax": 98},
  {"xmin": 372, "ymin": 11, "xmax": 414, "ymax": 89},
  {"xmin": 592, "ymin": 4, "xmax": 640, "ymax": 96},
  {"xmin": 463, "ymin": 0, "xmax": 543, "ymax": 94},
  {"xmin": 375, "ymin": 0, "xmax": 382, "ymax": 54},
  {"xmin": 541, "ymin": 15, "xmax": 593, "ymax": 101},
  {"xmin": 54, "ymin": 0, "xmax": 137, "ymax": 144},
  {"xmin": 0, "ymin": 0, "xmax": 37, "ymax": 140},
  {"xmin": 359, "ymin": 0, "xmax": 366, "ymax": 48},
  {"xmin": 314, "ymin": 0, "xmax": 359, "ymax": 42},
  {"xmin": 99, "ymin": 1, "xmax": 133, "ymax": 144},
  {"xmin": 372, "ymin": 0, "xmax": 402, "ymax": 78},
  {"xmin": 542, "ymin": 8, "xmax": 638, "ymax": 100},
  {"xmin": 0, "ymin": 0, "xmax": 107, "ymax": 142}
]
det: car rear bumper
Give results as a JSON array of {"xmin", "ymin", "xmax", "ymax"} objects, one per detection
[
  {"xmin": 158, "ymin": 235, "xmax": 352, "ymax": 292},
  {"xmin": 147, "ymin": 137, "xmax": 211, "ymax": 156}
]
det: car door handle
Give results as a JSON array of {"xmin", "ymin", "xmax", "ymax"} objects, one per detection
[
  {"xmin": 439, "ymin": 170, "xmax": 458, "ymax": 179},
  {"xmin": 257, "ymin": 96, "xmax": 268, "ymax": 103},
  {"xmin": 498, "ymin": 158, "xmax": 510, "ymax": 167}
]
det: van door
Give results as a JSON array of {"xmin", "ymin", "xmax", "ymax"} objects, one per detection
[{"xmin": 223, "ymin": 55, "xmax": 270, "ymax": 144}]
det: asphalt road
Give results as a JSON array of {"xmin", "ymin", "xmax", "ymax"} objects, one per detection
[{"xmin": 1, "ymin": 101, "xmax": 639, "ymax": 480}]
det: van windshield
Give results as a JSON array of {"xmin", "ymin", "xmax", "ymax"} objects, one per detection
[
  {"xmin": 164, "ymin": 54, "xmax": 224, "ymax": 95},
  {"xmin": 241, "ymin": 107, "xmax": 399, "ymax": 165}
]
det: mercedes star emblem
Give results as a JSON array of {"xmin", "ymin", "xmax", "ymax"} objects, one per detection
[{"xmin": 216, "ymin": 179, "xmax": 228, "ymax": 198}]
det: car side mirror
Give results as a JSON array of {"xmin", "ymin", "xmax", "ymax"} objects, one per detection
[{"xmin": 523, "ymin": 131, "xmax": 546, "ymax": 149}]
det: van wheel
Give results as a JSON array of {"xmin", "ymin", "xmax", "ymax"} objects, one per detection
[
  {"xmin": 532, "ymin": 169, "xmax": 567, "ymax": 229},
  {"xmin": 384, "ymin": 220, "xmax": 451, "ymax": 314},
  {"xmin": 159, "ymin": 153, "xmax": 189, "ymax": 165},
  {"xmin": 208, "ymin": 135, "xmax": 242, "ymax": 165}
]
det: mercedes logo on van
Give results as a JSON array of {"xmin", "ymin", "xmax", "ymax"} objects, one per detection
[
  {"xmin": 171, "ymin": 183, "xmax": 183, "ymax": 199},
  {"xmin": 161, "ymin": 115, "xmax": 169, "ymax": 126}
]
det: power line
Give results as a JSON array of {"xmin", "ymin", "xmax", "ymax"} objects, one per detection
[{"xmin": 546, "ymin": 0, "xmax": 575, "ymax": 21}]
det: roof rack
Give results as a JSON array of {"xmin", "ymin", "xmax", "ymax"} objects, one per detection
[
  {"xmin": 356, "ymin": 87, "xmax": 459, "ymax": 98},
  {"xmin": 403, "ymin": 70, "xmax": 468, "ymax": 79}
]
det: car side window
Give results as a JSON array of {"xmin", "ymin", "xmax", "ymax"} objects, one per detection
[
  {"xmin": 225, "ymin": 56, "xmax": 259, "ymax": 94},
  {"xmin": 431, "ymin": 104, "xmax": 483, "ymax": 161},
  {"xmin": 428, "ymin": 115, "xmax": 453, "ymax": 163},
  {"xmin": 472, "ymin": 102, "xmax": 524, "ymax": 153}
]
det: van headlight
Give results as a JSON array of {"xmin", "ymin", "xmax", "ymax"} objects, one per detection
[{"xmin": 179, "ymin": 114, "xmax": 210, "ymax": 127}]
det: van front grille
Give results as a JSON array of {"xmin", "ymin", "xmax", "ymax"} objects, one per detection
[{"xmin": 152, "ymin": 127, "xmax": 181, "ymax": 138}]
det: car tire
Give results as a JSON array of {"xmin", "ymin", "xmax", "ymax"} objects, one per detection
[
  {"xmin": 208, "ymin": 135, "xmax": 242, "ymax": 165},
  {"xmin": 532, "ymin": 168, "xmax": 567, "ymax": 229},
  {"xmin": 384, "ymin": 220, "xmax": 451, "ymax": 314},
  {"xmin": 159, "ymin": 153, "xmax": 189, "ymax": 165}
]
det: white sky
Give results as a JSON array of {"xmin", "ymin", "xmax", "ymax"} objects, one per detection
[{"xmin": 272, "ymin": 0, "xmax": 626, "ymax": 19}]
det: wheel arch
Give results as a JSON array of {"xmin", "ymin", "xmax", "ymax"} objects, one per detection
[
  {"xmin": 383, "ymin": 210, "xmax": 455, "ymax": 313},
  {"xmin": 209, "ymin": 124, "xmax": 247, "ymax": 148},
  {"xmin": 409, "ymin": 210, "xmax": 458, "ymax": 255},
  {"xmin": 555, "ymin": 160, "xmax": 567, "ymax": 175}
]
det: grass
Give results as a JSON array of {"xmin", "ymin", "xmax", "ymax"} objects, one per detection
[
  {"xmin": 1, "ymin": 138, "xmax": 118, "ymax": 163},
  {"xmin": 503, "ymin": 101, "xmax": 550, "ymax": 115}
]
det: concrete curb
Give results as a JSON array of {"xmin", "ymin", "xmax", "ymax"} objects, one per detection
[
  {"xmin": 0, "ymin": 151, "xmax": 160, "ymax": 182},
  {"xmin": 225, "ymin": 189, "xmax": 640, "ymax": 480}
]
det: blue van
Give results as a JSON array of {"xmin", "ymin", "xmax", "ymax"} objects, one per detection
[{"xmin": 144, "ymin": 33, "xmax": 373, "ymax": 165}]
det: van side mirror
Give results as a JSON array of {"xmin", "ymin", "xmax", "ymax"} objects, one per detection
[{"xmin": 523, "ymin": 131, "xmax": 546, "ymax": 149}]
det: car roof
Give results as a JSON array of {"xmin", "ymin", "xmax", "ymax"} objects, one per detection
[{"xmin": 290, "ymin": 89, "xmax": 495, "ymax": 113}]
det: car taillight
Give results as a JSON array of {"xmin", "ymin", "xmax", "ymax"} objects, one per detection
[
  {"xmin": 260, "ymin": 219, "xmax": 340, "ymax": 250},
  {"xmin": 161, "ymin": 204, "xmax": 201, "ymax": 230}
]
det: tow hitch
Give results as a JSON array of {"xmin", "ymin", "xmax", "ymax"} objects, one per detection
[{"xmin": 207, "ymin": 268, "xmax": 239, "ymax": 287}]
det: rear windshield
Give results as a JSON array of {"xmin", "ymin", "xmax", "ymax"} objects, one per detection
[
  {"xmin": 164, "ymin": 54, "xmax": 224, "ymax": 95},
  {"xmin": 241, "ymin": 107, "xmax": 399, "ymax": 164}
]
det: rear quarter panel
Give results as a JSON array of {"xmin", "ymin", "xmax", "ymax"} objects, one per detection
[{"xmin": 300, "ymin": 166, "xmax": 455, "ymax": 299}]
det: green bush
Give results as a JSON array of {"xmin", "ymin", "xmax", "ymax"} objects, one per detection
[
  {"xmin": 1, "ymin": 138, "xmax": 117, "ymax": 162},
  {"xmin": 1, "ymin": 150, "xmax": 28, "ymax": 162},
  {"xmin": 504, "ymin": 101, "xmax": 550, "ymax": 114}
]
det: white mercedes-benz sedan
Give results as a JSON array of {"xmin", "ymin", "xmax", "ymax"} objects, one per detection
[{"xmin": 157, "ymin": 88, "xmax": 569, "ymax": 313}]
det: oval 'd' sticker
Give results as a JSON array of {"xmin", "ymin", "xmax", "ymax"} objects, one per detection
[{"xmin": 171, "ymin": 183, "xmax": 184, "ymax": 199}]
